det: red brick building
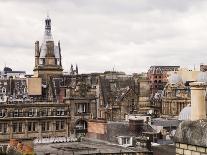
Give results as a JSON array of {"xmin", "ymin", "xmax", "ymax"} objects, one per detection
[{"xmin": 147, "ymin": 66, "xmax": 180, "ymax": 94}]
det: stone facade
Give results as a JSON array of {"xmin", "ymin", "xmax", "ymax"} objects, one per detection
[
  {"xmin": 0, "ymin": 102, "xmax": 70, "ymax": 142},
  {"xmin": 162, "ymin": 82, "xmax": 190, "ymax": 116},
  {"xmin": 63, "ymin": 74, "xmax": 99, "ymax": 136}
]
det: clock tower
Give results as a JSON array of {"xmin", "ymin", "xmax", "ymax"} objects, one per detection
[{"xmin": 33, "ymin": 16, "xmax": 63, "ymax": 81}]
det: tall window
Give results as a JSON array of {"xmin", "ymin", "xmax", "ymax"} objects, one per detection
[
  {"xmin": 47, "ymin": 122, "xmax": 50, "ymax": 131},
  {"xmin": 0, "ymin": 123, "xmax": 7, "ymax": 133},
  {"xmin": 42, "ymin": 122, "xmax": 45, "ymax": 131},
  {"xmin": 76, "ymin": 103, "xmax": 86, "ymax": 113},
  {"xmin": 56, "ymin": 120, "xmax": 65, "ymax": 130},
  {"xmin": 0, "ymin": 109, "xmax": 4, "ymax": 117},
  {"xmin": 42, "ymin": 122, "xmax": 50, "ymax": 131},
  {"xmin": 12, "ymin": 123, "xmax": 17, "ymax": 133},
  {"xmin": 60, "ymin": 121, "xmax": 64, "ymax": 129},
  {"xmin": 18, "ymin": 123, "xmax": 22, "ymax": 132},
  {"xmin": 28, "ymin": 122, "xmax": 37, "ymax": 132},
  {"xmin": 56, "ymin": 121, "xmax": 59, "ymax": 130}
]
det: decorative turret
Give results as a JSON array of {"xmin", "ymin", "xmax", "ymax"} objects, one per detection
[
  {"xmin": 76, "ymin": 64, "xmax": 79, "ymax": 75},
  {"xmin": 58, "ymin": 41, "xmax": 62, "ymax": 67},
  {"xmin": 35, "ymin": 41, "xmax": 40, "ymax": 67},
  {"xmin": 70, "ymin": 64, "xmax": 79, "ymax": 75}
]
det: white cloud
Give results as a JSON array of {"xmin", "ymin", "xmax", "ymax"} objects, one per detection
[{"xmin": 0, "ymin": 0, "xmax": 206, "ymax": 74}]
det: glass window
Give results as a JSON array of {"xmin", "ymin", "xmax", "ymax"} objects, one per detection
[
  {"xmin": 0, "ymin": 123, "xmax": 2, "ymax": 133},
  {"xmin": 28, "ymin": 122, "xmax": 32, "ymax": 131},
  {"xmin": 47, "ymin": 122, "xmax": 50, "ymax": 131},
  {"xmin": 28, "ymin": 122, "xmax": 36, "ymax": 132},
  {"xmin": 122, "ymin": 137, "xmax": 131, "ymax": 145},
  {"xmin": 77, "ymin": 104, "xmax": 86, "ymax": 113},
  {"xmin": 33, "ymin": 122, "xmax": 36, "ymax": 131},
  {"xmin": 3, "ymin": 123, "xmax": 7, "ymax": 133},
  {"xmin": 18, "ymin": 123, "xmax": 22, "ymax": 132},
  {"xmin": 60, "ymin": 121, "xmax": 64, "ymax": 129},
  {"xmin": 56, "ymin": 121, "xmax": 59, "ymax": 130},
  {"xmin": 42, "ymin": 122, "xmax": 46, "ymax": 131},
  {"xmin": 12, "ymin": 123, "xmax": 17, "ymax": 133}
]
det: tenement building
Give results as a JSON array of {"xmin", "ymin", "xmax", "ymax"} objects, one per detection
[{"xmin": 0, "ymin": 102, "xmax": 70, "ymax": 141}]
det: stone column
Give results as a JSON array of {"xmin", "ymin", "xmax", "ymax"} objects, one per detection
[{"xmin": 190, "ymin": 82, "xmax": 207, "ymax": 121}]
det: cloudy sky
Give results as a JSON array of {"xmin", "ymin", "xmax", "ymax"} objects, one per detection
[{"xmin": 0, "ymin": 0, "xmax": 207, "ymax": 74}]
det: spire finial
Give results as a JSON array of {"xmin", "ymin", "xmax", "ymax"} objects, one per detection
[{"xmin": 44, "ymin": 13, "xmax": 52, "ymax": 39}]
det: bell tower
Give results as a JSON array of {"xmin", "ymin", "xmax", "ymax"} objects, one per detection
[{"xmin": 33, "ymin": 16, "xmax": 63, "ymax": 81}]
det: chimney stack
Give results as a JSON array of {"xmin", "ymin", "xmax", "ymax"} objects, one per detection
[{"xmin": 190, "ymin": 82, "xmax": 207, "ymax": 121}]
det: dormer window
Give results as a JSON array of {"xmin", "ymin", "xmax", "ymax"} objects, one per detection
[{"xmin": 118, "ymin": 136, "xmax": 133, "ymax": 147}]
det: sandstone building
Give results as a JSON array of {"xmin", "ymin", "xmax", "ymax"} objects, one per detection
[{"xmin": 162, "ymin": 70, "xmax": 207, "ymax": 117}]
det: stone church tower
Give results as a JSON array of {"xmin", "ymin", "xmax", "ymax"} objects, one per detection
[{"xmin": 33, "ymin": 16, "xmax": 63, "ymax": 81}]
